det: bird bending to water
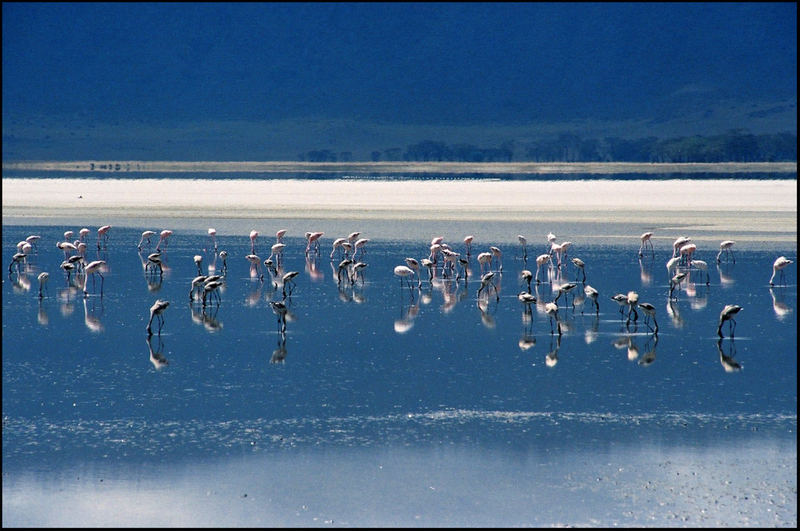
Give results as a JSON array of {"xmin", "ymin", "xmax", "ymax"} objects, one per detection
[
  {"xmin": 83, "ymin": 260, "xmax": 106, "ymax": 297},
  {"xmin": 717, "ymin": 304, "xmax": 742, "ymax": 338},
  {"xmin": 638, "ymin": 232, "xmax": 654, "ymax": 257},
  {"xmin": 477, "ymin": 272, "xmax": 499, "ymax": 301},
  {"xmin": 38, "ymin": 272, "xmax": 49, "ymax": 299},
  {"xmin": 544, "ymin": 302, "xmax": 561, "ymax": 336},
  {"xmin": 147, "ymin": 299, "xmax": 170, "ymax": 335},
  {"xmin": 716, "ymin": 240, "xmax": 735, "ymax": 263},
  {"xmin": 571, "ymin": 257, "xmax": 586, "ymax": 282},
  {"xmin": 637, "ymin": 302, "xmax": 658, "ymax": 333},
  {"xmin": 249, "ymin": 230, "xmax": 259, "ymax": 254},
  {"xmin": 138, "ymin": 230, "xmax": 156, "ymax": 251},
  {"xmin": 156, "ymin": 229, "xmax": 172, "ymax": 252},
  {"xmin": 394, "ymin": 265, "xmax": 416, "ymax": 289},
  {"xmin": 583, "ymin": 284, "xmax": 599, "ymax": 315},
  {"xmin": 769, "ymin": 256, "xmax": 793, "ymax": 286}
]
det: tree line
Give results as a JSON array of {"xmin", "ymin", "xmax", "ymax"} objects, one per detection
[{"xmin": 297, "ymin": 130, "xmax": 796, "ymax": 163}]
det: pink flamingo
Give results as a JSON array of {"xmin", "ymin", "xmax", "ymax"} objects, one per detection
[
  {"xmin": 769, "ymin": 256, "xmax": 793, "ymax": 286},
  {"xmin": 138, "ymin": 230, "xmax": 156, "ymax": 250},
  {"xmin": 97, "ymin": 225, "xmax": 112, "ymax": 248},
  {"xmin": 716, "ymin": 240, "xmax": 735, "ymax": 263},
  {"xmin": 463, "ymin": 235, "xmax": 474, "ymax": 257},
  {"xmin": 638, "ymin": 232, "xmax": 654, "ymax": 257},
  {"xmin": 156, "ymin": 230, "xmax": 173, "ymax": 252},
  {"xmin": 305, "ymin": 231, "xmax": 324, "ymax": 255},
  {"xmin": 208, "ymin": 228, "xmax": 217, "ymax": 251},
  {"xmin": 249, "ymin": 230, "xmax": 259, "ymax": 254},
  {"xmin": 83, "ymin": 260, "xmax": 106, "ymax": 297}
]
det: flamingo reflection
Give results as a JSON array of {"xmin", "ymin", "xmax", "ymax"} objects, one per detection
[
  {"xmin": 717, "ymin": 338, "xmax": 741, "ymax": 372},
  {"xmin": 146, "ymin": 335, "xmax": 169, "ymax": 370},
  {"xmin": 769, "ymin": 287, "xmax": 792, "ymax": 320},
  {"xmin": 83, "ymin": 297, "xmax": 104, "ymax": 333}
]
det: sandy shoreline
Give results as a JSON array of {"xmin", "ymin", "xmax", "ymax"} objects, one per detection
[{"xmin": 3, "ymin": 177, "xmax": 797, "ymax": 248}]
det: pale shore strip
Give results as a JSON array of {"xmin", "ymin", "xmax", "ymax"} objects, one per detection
[
  {"xmin": 3, "ymin": 177, "xmax": 796, "ymax": 249},
  {"xmin": 3, "ymin": 160, "xmax": 797, "ymax": 174}
]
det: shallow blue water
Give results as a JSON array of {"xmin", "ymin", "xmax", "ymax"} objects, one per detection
[{"xmin": 2, "ymin": 225, "xmax": 797, "ymax": 471}]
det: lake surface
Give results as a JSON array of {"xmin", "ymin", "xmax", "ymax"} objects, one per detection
[{"xmin": 2, "ymin": 223, "xmax": 796, "ymax": 526}]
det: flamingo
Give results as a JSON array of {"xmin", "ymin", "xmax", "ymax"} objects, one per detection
[
  {"xmin": 138, "ymin": 230, "xmax": 156, "ymax": 251},
  {"xmin": 637, "ymin": 302, "xmax": 658, "ymax": 333},
  {"xmin": 394, "ymin": 265, "xmax": 416, "ymax": 289},
  {"xmin": 245, "ymin": 254, "xmax": 263, "ymax": 280},
  {"xmin": 421, "ymin": 258, "xmax": 435, "ymax": 283},
  {"xmin": 669, "ymin": 272, "xmax": 687, "ymax": 300},
  {"xmin": 305, "ymin": 231, "xmax": 324, "ymax": 255},
  {"xmin": 554, "ymin": 282, "xmax": 577, "ymax": 307},
  {"xmin": 208, "ymin": 228, "xmax": 217, "ymax": 251},
  {"xmin": 717, "ymin": 304, "xmax": 742, "ymax": 338},
  {"xmin": 193, "ymin": 254, "xmax": 203, "ymax": 276},
  {"xmin": 57, "ymin": 241, "xmax": 77, "ymax": 259},
  {"xmin": 146, "ymin": 252, "xmax": 163, "ymax": 275},
  {"xmin": 270, "ymin": 300, "xmax": 288, "ymax": 334},
  {"xmin": 583, "ymin": 284, "xmax": 599, "ymax": 314},
  {"xmin": 571, "ymin": 257, "xmax": 586, "ymax": 282},
  {"xmin": 25, "ymin": 234, "xmax": 41, "ymax": 250},
  {"xmin": 489, "ymin": 246, "xmax": 503, "ymax": 272},
  {"xmin": 549, "ymin": 242, "xmax": 563, "ymax": 266},
  {"xmin": 404, "ymin": 258, "xmax": 422, "ymax": 287},
  {"xmin": 37, "ymin": 271, "xmax": 49, "ymax": 298},
  {"xmin": 337, "ymin": 258, "xmax": 353, "ymax": 285},
  {"xmin": 156, "ymin": 229, "xmax": 172, "ymax": 252},
  {"xmin": 611, "ymin": 293, "xmax": 629, "ymax": 318},
  {"xmin": 690, "ymin": 259, "xmax": 710, "ymax": 285},
  {"xmin": 353, "ymin": 238, "xmax": 370, "ymax": 259},
  {"xmin": 517, "ymin": 235, "xmax": 528, "ymax": 260},
  {"xmin": 330, "ymin": 238, "xmax": 347, "ymax": 259},
  {"xmin": 534, "ymin": 254, "xmax": 551, "ymax": 284},
  {"xmin": 559, "ymin": 241, "xmax": 573, "ymax": 262},
  {"xmin": 281, "ymin": 271, "xmax": 300, "ymax": 298},
  {"xmin": 666, "ymin": 256, "xmax": 681, "ymax": 278},
  {"xmin": 218, "ymin": 250, "xmax": 228, "ymax": 275},
  {"xmin": 146, "ymin": 299, "xmax": 170, "ymax": 335},
  {"xmin": 477, "ymin": 252, "xmax": 493, "ymax": 275},
  {"xmin": 82, "ymin": 260, "xmax": 106, "ymax": 297},
  {"xmin": 78, "ymin": 228, "xmax": 91, "ymax": 243},
  {"xmin": 97, "ymin": 225, "xmax": 112, "ymax": 248},
  {"xmin": 716, "ymin": 240, "xmax": 735, "ymax": 263},
  {"xmin": 546, "ymin": 232, "xmax": 557, "ymax": 252},
  {"xmin": 248, "ymin": 230, "xmax": 259, "ymax": 254},
  {"xmin": 351, "ymin": 262, "xmax": 368, "ymax": 286},
  {"xmin": 521, "ymin": 269, "xmax": 533, "ymax": 293},
  {"xmin": 626, "ymin": 291, "xmax": 639, "ymax": 324},
  {"xmin": 638, "ymin": 232, "xmax": 654, "ymax": 257},
  {"xmin": 477, "ymin": 272, "xmax": 499, "ymax": 301},
  {"xmin": 275, "ymin": 229, "xmax": 287, "ymax": 243},
  {"xmin": 544, "ymin": 302, "xmax": 561, "ymax": 335},
  {"xmin": 202, "ymin": 280, "xmax": 223, "ymax": 307},
  {"xmin": 679, "ymin": 242, "xmax": 697, "ymax": 265},
  {"xmin": 269, "ymin": 243, "xmax": 286, "ymax": 265},
  {"xmin": 672, "ymin": 236, "xmax": 691, "ymax": 258},
  {"xmin": 463, "ymin": 235, "xmax": 474, "ymax": 257},
  {"xmin": 189, "ymin": 275, "xmax": 208, "ymax": 301},
  {"xmin": 769, "ymin": 256, "xmax": 793, "ymax": 286}
]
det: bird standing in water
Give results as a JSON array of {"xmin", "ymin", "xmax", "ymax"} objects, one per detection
[
  {"xmin": 147, "ymin": 299, "xmax": 170, "ymax": 336},
  {"xmin": 717, "ymin": 304, "xmax": 742, "ymax": 338},
  {"xmin": 769, "ymin": 256, "xmax": 793, "ymax": 286}
]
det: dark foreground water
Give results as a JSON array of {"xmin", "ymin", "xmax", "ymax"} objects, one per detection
[{"xmin": 2, "ymin": 224, "xmax": 796, "ymax": 526}]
